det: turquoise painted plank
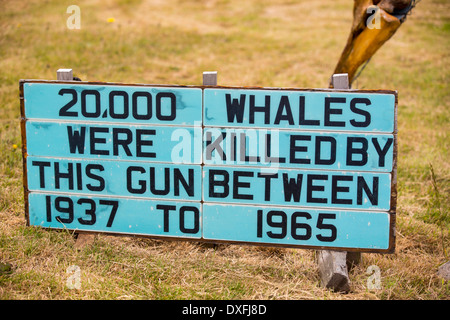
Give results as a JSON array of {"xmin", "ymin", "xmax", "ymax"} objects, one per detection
[
  {"xmin": 203, "ymin": 128, "xmax": 394, "ymax": 172},
  {"xmin": 25, "ymin": 121, "xmax": 202, "ymax": 164},
  {"xmin": 203, "ymin": 203, "xmax": 390, "ymax": 249},
  {"xmin": 203, "ymin": 166, "xmax": 391, "ymax": 211}
]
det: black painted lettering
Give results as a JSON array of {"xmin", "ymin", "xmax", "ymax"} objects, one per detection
[
  {"xmin": 136, "ymin": 129, "xmax": 156, "ymax": 158},
  {"xmin": 31, "ymin": 161, "xmax": 51, "ymax": 188},
  {"xmin": 228, "ymin": 132, "xmax": 237, "ymax": 161},
  {"xmin": 357, "ymin": 176, "xmax": 379, "ymax": 206},
  {"xmin": 54, "ymin": 162, "xmax": 73, "ymax": 190},
  {"xmin": 77, "ymin": 198, "xmax": 96, "ymax": 225},
  {"xmin": 249, "ymin": 95, "xmax": 270, "ymax": 124},
  {"xmin": 209, "ymin": 169, "xmax": 229, "ymax": 198},
  {"xmin": 149, "ymin": 167, "xmax": 170, "ymax": 195},
  {"xmin": 205, "ymin": 131, "xmax": 226, "ymax": 161},
  {"xmin": 290, "ymin": 135, "xmax": 311, "ymax": 164},
  {"xmin": 90, "ymin": 126, "xmax": 109, "ymax": 155},
  {"xmin": 156, "ymin": 204, "xmax": 176, "ymax": 232},
  {"xmin": 179, "ymin": 206, "xmax": 200, "ymax": 234},
  {"xmin": 266, "ymin": 211, "xmax": 287, "ymax": 239},
  {"xmin": 316, "ymin": 213, "xmax": 337, "ymax": 242},
  {"xmin": 306, "ymin": 174, "xmax": 328, "ymax": 204},
  {"xmin": 240, "ymin": 132, "xmax": 260, "ymax": 162},
  {"xmin": 331, "ymin": 175, "xmax": 353, "ymax": 204},
  {"xmin": 315, "ymin": 136, "xmax": 336, "ymax": 165},
  {"xmin": 132, "ymin": 91, "xmax": 152, "ymax": 120},
  {"xmin": 264, "ymin": 134, "xmax": 286, "ymax": 163},
  {"xmin": 55, "ymin": 196, "xmax": 74, "ymax": 224},
  {"xmin": 67, "ymin": 126, "xmax": 86, "ymax": 154},
  {"xmin": 109, "ymin": 90, "xmax": 129, "ymax": 119},
  {"xmin": 291, "ymin": 211, "xmax": 312, "ymax": 240},
  {"xmin": 112, "ymin": 128, "xmax": 133, "ymax": 156},
  {"xmin": 85, "ymin": 164, "xmax": 105, "ymax": 191},
  {"xmin": 174, "ymin": 168, "xmax": 194, "ymax": 197},
  {"xmin": 299, "ymin": 96, "xmax": 320, "ymax": 126},
  {"xmin": 257, "ymin": 209, "xmax": 263, "ymax": 238},
  {"xmin": 346, "ymin": 137, "xmax": 368, "ymax": 166},
  {"xmin": 81, "ymin": 90, "xmax": 101, "ymax": 118},
  {"xmin": 45, "ymin": 195, "xmax": 52, "ymax": 222},
  {"xmin": 282, "ymin": 173, "xmax": 303, "ymax": 202},
  {"xmin": 126, "ymin": 166, "xmax": 146, "ymax": 194},
  {"xmin": 58, "ymin": 89, "xmax": 78, "ymax": 117},
  {"xmin": 257, "ymin": 173, "xmax": 278, "ymax": 201},
  {"xmin": 156, "ymin": 92, "xmax": 176, "ymax": 121},
  {"xmin": 274, "ymin": 96, "xmax": 294, "ymax": 125},
  {"xmin": 372, "ymin": 137, "xmax": 393, "ymax": 167},
  {"xmin": 76, "ymin": 163, "xmax": 83, "ymax": 190}
]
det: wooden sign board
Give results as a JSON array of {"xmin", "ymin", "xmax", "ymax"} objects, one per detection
[{"xmin": 20, "ymin": 80, "xmax": 397, "ymax": 253}]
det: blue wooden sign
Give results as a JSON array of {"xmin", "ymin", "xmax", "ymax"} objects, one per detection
[{"xmin": 20, "ymin": 80, "xmax": 397, "ymax": 252}]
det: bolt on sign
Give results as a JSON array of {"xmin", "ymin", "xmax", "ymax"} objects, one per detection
[{"xmin": 19, "ymin": 80, "xmax": 397, "ymax": 252}]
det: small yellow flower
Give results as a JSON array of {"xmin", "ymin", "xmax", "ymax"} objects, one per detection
[
  {"xmin": 12, "ymin": 144, "xmax": 18, "ymax": 150},
  {"xmin": 107, "ymin": 18, "xmax": 115, "ymax": 23}
]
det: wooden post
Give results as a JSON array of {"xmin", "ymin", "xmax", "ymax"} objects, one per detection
[
  {"xmin": 317, "ymin": 73, "xmax": 361, "ymax": 293},
  {"xmin": 330, "ymin": 73, "xmax": 349, "ymax": 89},
  {"xmin": 56, "ymin": 69, "xmax": 95, "ymax": 249},
  {"xmin": 203, "ymin": 71, "xmax": 218, "ymax": 86}
]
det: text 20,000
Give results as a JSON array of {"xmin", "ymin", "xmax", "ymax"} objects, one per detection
[{"xmin": 256, "ymin": 210, "xmax": 337, "ymax": 242}]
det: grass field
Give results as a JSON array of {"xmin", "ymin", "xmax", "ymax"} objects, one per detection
[{"xmin": 0, "ymin": 0, "xmax": 449, "ymax": 300}]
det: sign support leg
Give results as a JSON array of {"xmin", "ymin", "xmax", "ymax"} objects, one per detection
[
  {"xmin": 317, "ymin": 73, "xmax": 362, "ymax": 293},
  {"xmin": 56, "ymin": 68, "xmax": 95, "ymax": 249}
]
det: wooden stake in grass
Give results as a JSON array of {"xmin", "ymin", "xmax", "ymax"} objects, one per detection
[
  {"xmin": 317, "ymin": 73, "xmax": 362, "ymax": 293},
  {"xmin": 56, "ymin": 68, "xmax": 95, "ymax": 249}
]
